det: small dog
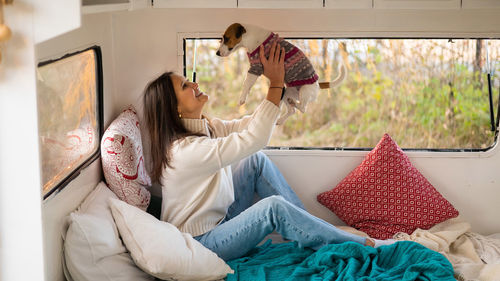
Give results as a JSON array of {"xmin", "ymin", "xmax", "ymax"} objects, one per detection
[{"xmin": 216, "ymin": 23, "xmax": 346, "ymax": 124}]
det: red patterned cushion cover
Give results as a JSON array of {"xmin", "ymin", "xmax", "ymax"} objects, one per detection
[
  {"xmin": 317, "ymin": 133, "xmax": 459, "ymax": 239},
  {"xmin": 101, "ymin": 105, "xmax": 151, "ymax": 211}
]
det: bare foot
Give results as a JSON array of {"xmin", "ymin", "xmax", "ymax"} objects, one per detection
[{"xmin": 364, "ymin": 238, "xmax": 375, "ymax": 247}]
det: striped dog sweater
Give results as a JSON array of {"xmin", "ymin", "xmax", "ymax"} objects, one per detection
[{"xmin": 247, "ymin": 33, "xmax": 319, "ymax": 88}]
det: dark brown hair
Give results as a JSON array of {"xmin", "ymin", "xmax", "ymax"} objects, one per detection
[{"xmin": 143, "ymin": 72, "xmax": 194, "ymax": 182}]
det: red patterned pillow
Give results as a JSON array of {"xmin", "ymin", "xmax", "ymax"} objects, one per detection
[
  {"xmin": 101, "ymin": 105, "xmax": 151, "ymax": 211},
  {"xmin": 317, "ymin": 133, "xmax": 459, "ymax": 239}
]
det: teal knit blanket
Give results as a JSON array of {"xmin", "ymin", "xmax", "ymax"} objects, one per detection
[{"xmin": 226, "ymin": 240, "xmax": 455, "ymax": 281}]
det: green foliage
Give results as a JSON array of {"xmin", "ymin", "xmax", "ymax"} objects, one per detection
[{"xmin": 186, "ymin": 39, "xmax": 499, "ymax": 149}]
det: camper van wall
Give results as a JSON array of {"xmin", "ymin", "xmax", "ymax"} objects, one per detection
[
  {"xmin": 154, "ymin": 0, "xmax": 237, "ymax": 9},
  {"xmin": 82, "ymin": 0, "xmax": 150, "ymax": 14},
  {"xmin": 373, "ymin": 0, "xmax": 461, "ymax": 9},
  {"xmin": 237, "ymin": 0, "xmax": 323, "ymax": 9},
  {"xmin": 325, "ymin": 0, "xmax": 373, "ymax": 9},
  {"xmin": 33, "ymin": 0, "xmax": 80, "ymax": 44},
  {"xmin": 462, "ymin": 0, "xmax": 500, "ymax": 9},
  {"xmin": 0, "ymin": 2, "xmax": 45, "ymax": 281}
]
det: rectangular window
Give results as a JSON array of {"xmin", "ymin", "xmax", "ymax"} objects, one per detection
[
  {"xmin": 37, "ymin": 47, "xmax": 103, "ymax": 198},
  {"xmin": 184, "ymin": 38, "xmax": 499, "ymax": 150}
]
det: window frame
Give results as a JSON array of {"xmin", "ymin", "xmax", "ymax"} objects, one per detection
[
  {"xmin": 38, "ymin": 45, "xmax": 104, "ymax": 200},
  {"xmin": 179, "ymin": 32, "xmax": 499, "ymax": 153}
]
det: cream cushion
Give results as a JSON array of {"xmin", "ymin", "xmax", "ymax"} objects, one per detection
[
  {"xmin": 109, "ymin": 198, "xmax": 234, "ymax": 281},
  {"xmin": 63, "ymin": 182, "xmax": 153, "ymax": 281}
]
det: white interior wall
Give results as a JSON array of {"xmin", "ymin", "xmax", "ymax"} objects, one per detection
[
  {"xmin": 266, "ymin": 148, "xmax": 500, "ymax": 235},
  {"xmin": 37, "ymin": 13, "xmax": 115, "ymax": 281}
]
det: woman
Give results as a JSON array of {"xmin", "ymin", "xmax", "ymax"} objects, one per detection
[{"xmin": 143, "ymin": 41, "xmax": 391, "ymax": 261}]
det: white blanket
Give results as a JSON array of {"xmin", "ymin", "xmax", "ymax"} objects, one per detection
[{"xmin": 393, "ymin": 217, "xmax": 500, "ymax": 281}]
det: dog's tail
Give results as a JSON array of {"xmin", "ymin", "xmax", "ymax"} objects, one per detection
[{"xmin": 319, "ymin": 64, "xmax": 346, "ymax": 89}]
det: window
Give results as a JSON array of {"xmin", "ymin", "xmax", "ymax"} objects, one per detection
[
  {"xmin": 184, "ymin": 37, "xmax": 499, "ymax": 150},
  {"xmin": 37, "ymin": 46, "xmax": 103, "ymax": 198}
]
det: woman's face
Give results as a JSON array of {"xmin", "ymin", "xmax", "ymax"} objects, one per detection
[{"xmin": 171, "ymin": 74, "xmax": 209, "ymax": 119}]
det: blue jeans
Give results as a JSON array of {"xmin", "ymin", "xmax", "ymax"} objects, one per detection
[{"xmin": 194, "ymin": 152, "xmax": 367, "ymax": 261}]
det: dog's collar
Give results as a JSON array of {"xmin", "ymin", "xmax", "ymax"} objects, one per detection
[{"xmin": 247, "ymin": 32, "xmax": 276, "ymax": 57}]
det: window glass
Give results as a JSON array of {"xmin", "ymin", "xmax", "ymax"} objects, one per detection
[
  {"xmin": 37, "ymin": 48, "xmax": 101, "ymax": 197},
  {"xmin": 185, "ymin": 38, "xmax": 499, "ymax": 150}
]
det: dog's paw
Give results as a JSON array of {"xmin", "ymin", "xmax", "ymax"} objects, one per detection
[
  {"xmin": 276, "ymin": 116, "xmax": 287, "ymax": 125},
  {"xmin": 295, "ymin": 102, "xmax": 306, "ymax": 113}
]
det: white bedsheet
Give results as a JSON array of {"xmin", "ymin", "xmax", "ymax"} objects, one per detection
[{"xmin": 393, "ymin": 217, "xmax": 500, "ymax": 281}]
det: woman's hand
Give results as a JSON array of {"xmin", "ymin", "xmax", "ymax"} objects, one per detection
[
  {"xmin": 260, "ymin": 39, "xmax": 285, "ymax": 106},
  {"xmin": 260, "ymin": 40, "xmax": 285, "ymax": 87}
]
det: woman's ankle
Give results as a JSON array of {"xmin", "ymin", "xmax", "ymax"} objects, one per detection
[{"xmin": 364, "ymin": 238, "xmax": 375, "ymax": 247}]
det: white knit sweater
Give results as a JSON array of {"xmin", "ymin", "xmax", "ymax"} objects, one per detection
[{"xmin": 160, "ymin": 100, "xmax": 280, "ymax": 236}]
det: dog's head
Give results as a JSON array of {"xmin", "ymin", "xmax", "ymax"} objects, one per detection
[{"xmin": 216, "ymin": 23, "xmax": 246, "ymax": 57}]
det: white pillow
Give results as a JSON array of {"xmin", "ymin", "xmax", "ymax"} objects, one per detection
[
  {"xmin": 109, "ymin": 198, "xmax": 233, "ymax": 281},
  {"xmin": 64, "ymin": 182, "xmax": 154, "ymax": 281}
]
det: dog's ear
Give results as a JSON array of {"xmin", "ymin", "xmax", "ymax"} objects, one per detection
[{"xmin": 235, "ymin": 24, "xmax": 246, "ymax": 39}]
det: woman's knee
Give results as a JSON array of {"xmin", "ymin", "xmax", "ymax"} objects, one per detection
[
  {"xmin": 238, "ymin": 151, "xmax": 268, "ymax": 173},
  {"xmin": 248, "ymin": 151, "xmax": 266, "ymax": 164},
  {"xmin": 238, "ymin": 151, "xmax": 264, "ymax": 167},
  {"xmin": 254, "ymin": 151, "xmax": 267, "ymax": 159},
  {"xmin": 258, "ymin": 195, "xmax": 289, "ymax": 210}
]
